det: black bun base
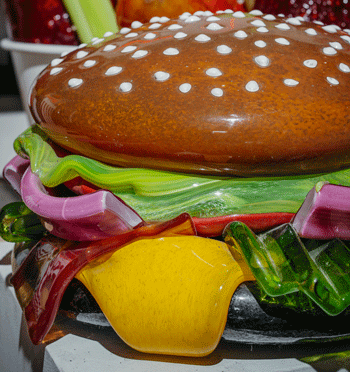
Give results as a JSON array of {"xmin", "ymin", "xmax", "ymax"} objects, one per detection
[{"xmin": 224, "ymin": 283, "xmax": 350, "ymax": 344}]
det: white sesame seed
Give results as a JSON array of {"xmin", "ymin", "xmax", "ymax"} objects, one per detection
[
  {"xmin": 323, "ymin": 47, "xmax": 337, "ymax": 56},
  {"xmin": 120, "ymin": 27, "xmax": 131, "ymax": 34},
  {"xmin": 144, "ymin": 32, "xmax": 157, "ymax": 40},
  {"xmin": 50, "ymin": 67, "xmax": 63, "ymax": 75},
  {"xmin": 195, "ymin": 34, "xmax": 211, "ymax": 42},
  {"xmin": 168, "ymin": 24, "xmax": 183, "ymax": 30},
  {"xmin": 327, "ymin": 77, "xmax": 339, "ymax": 85},
  {"xmin": 251, "ymin": 20, "xmax": 266, "ymax": 27},
  {"xmin": 217, "ymin": 45, "xmax": 232, "ymax": 54},
  {"xmin": 305, "ymin": 28, "xmax": 317, "ymax": 35},
  {"xmin": 245, "ymin": 80, "xmax": 259, "ymax": 92},
  {"xmin": 163, "ymin": 48, "xmax": 180, "ymax": 55},
  {"xmin": 83, "ymin": 60, "xmax": 96, "ymax": 67},
  {"xmin": 119, "ymin": 82, "xmax": 132, "ymax": 92},
  {"xmin": 92, "ymin": 38, "xmax": 104, "ymax": 45},
  {"xmin": 339, "ymin": 63, "xmax": 350, "ymax": 73},
  {"xmin": 154, "ymin": 71, "xmax": 170, "ymax": 81},
  {"xmin": 179, "ymin": 12, "xmax": 191, "ymax": 20},
  {"xmin": 150, "ymin": 16, "xmax": 160, "ymax": 23},
  {"xmin": 224, "ymin": 9, "xmax": 233, "ymax": 13},
  {"xmin": 51, "ymin": 58, "xmax": 64, "ymax": 66},
  {"xmin": 249, "ymin": 10, "xmax": 263, "ymax": 16},
  {"xmin": 255, "ymin": 40, "xmax": 267, "ymax": 48},
  {"xmin": 121, "ymin": 46, "xmax": 137, "ymax": 53},
  {"xmin": 206, "ymin": 16, "xmax": 221, "ymax": 21},
  {"xmin": 234, "ymin": 30, "xmax": 248, "ymax": 39},
  {"xmin": 149, "ymin": 23, "xmax": 162, "ymax": 29},
  {"xmin": 206, "ymin": 68, "xmax": 222, "ymax": 77},
  {"xmin": 60, "ymin": 50, "xmax": 71, "ymax": 57},
  {"xmin": 216, "ymin": 10, "xmax": 224, "ymax": 14},
  {"xmin": 103, "ymin": 44, "xmax": 116, "ymax": 52},
  {"xmin": 275, "ymin": 23, "xmax": 290, "ymax": 30},
  {"xmin": 263, "ymin": 14, "xmax": 276, "ymax": 21},
  {"xmin": 125, "ymin": 32, "xmax": 138, "ymax": 38},
  {"xmin": 303, "ymin": 59, "xmax": 317, "ymax": 68},
  {"xmin": 68, "ymin": 78, "xmax": 83, "ymax": 88},
  {"xmin": 254, "ymin": 55, "xmax": 270, "ymax": 67},
  {"xmin": 322, "ymin": 25, "xmax": 338, "ymax": 33},
  {"xmin": 105, "ymin": 66, "xmax": 123, "ymax": 76},
  {"xmin": 185, "ymin": 15, "xmax": 201, "ymax": 23},
  {"xmin": 174, "ymin": 32, "xmax": 187, "ymax": 39},
  {"xmin": 194, "ymin": 11, "xmax": 205, "ymax": 16},
  {"xmin": 329, "ymin": 42, "xmax": 343, "ymax": 50},
  {"xmin": 132, "ymin": 50, "xmax": 148, "ymax": 58},
  {"xmin": 204, "ymin": 11, "xmax": 214, "ymax": 16},
  {"xmin": 257, "ymin": 27, "xmax": 269, "ymax": 33},
  {"xmin": 76, "ymin": 50, "xmax": 89, "ymax": 59},
  {"xmin": 275, "ymin": 37, "xmax": 290, "ymax": 45},
  {"xmin": 206, "ymin": 23, "xmax": 224, "ymax": 31},
  {"xmin": 104, "ymin": 31, "xmax": 114, "ymax": 37},
  {"xmin": 131, "ymin": 21, "xmax": 143, "ymax": 28},
  {"xmin": 284, "ymin": 79, "xmax": 299, "ymax": 86},
  {"xmin": 233, "ymin": 11, "xmax": 246, "ymax": 18},
  {"xmin": 286, "ymin": 17, "xmax": 302, "ymax": 25},
  {"xmin": 313, "ymin": 20, "xmax": 324, "ymax": 25},
  {"xmin": 159, "ymin": 16, "xmax": 170, "ymax": 23},
  {"xmin": 341, "ymin": 35, "xmax": 350, "ymax": 44},
  {"xmin": 211, "ymin": 88, "xmax": 223, "ymax": 97},
  {"xmin": 278, "ymin": 13, "xmax": 285, "ymax": 17},
  {"xmin": 78, "ymin": 43, "xmax": 87, "ymax": 49},
  {"xmin": 179, "ymin": 83, "xmax": 192, "ymax": 93}
]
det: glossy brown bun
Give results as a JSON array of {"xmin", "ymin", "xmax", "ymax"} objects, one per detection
[{"xmin": 30, "ymin": 11, "xmax": 350, "ymax": 177}]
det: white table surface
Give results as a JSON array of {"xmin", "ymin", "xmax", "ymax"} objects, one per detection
[{"xmin": 1, "ymin": 112, "xmax": 350, "ymax": 372}]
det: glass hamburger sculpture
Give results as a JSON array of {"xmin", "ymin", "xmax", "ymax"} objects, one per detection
[{"xmin": 1, "ymin": 9, "xmax": 350, "ymax": 357}]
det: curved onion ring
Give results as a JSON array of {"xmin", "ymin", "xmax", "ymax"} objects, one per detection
[
  {"xmin": 20, "ymin": 167, "xmax": 144, "ymax": 241},
  {"xmin": 3, "ymin": 156, "xmax": 144, "ymax": 241}
]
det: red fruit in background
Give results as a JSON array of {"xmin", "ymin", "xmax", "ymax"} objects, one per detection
[
  {"xmin": 4, "ymin": 0, "xmax": 78, "ymax": 44},
  {"xmin": 116, "ymin": 0, "xmax": 246, "ymax": 27},
  {"xmin": 4, "ymin": 0, "xmax": 117, "ymax": 45},
  {"xmin": 254, "ymin": 0, "xmax": 350, "ymax": 29}
]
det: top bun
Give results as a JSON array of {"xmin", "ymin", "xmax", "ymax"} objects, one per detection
[{"xmin": 30, "ymin": 11, "xmax": 350, "ymax": 177}]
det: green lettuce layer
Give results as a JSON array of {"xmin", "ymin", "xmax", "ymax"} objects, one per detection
[{"xmin": 14, "ymin": 126, "xmax": 350, "ymax": 221}]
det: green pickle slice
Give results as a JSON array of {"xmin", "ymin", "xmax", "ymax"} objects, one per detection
[{"xmin": 224, "ymin": 222, "xmax": 350, "ymax": 316}]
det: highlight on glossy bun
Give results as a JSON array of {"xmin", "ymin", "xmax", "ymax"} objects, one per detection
[{"xmin": 29, "ymin": 10, "xmax": 350, "ymax": 177}]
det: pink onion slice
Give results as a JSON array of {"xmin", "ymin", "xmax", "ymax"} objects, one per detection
[
  {"xmin": 3, "ymin": 155, "xmax": 30, "ymax": 194},
  {"xmin": 20, "ymin": 166, "xmax": 144, "ymax": 241},
  {"xmin": 292, "ymin": 182, "xmax": 350, "ymax": 240}
]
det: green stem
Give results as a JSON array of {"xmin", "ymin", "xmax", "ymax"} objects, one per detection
[{"xmin": 62, "ymin": 0, "xmax": 119, "ymax": 44}]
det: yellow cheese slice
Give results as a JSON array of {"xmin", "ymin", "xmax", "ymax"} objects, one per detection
[{"xmin": 76, "ymin": 236, "xmax": 254, "ymax": 356}]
